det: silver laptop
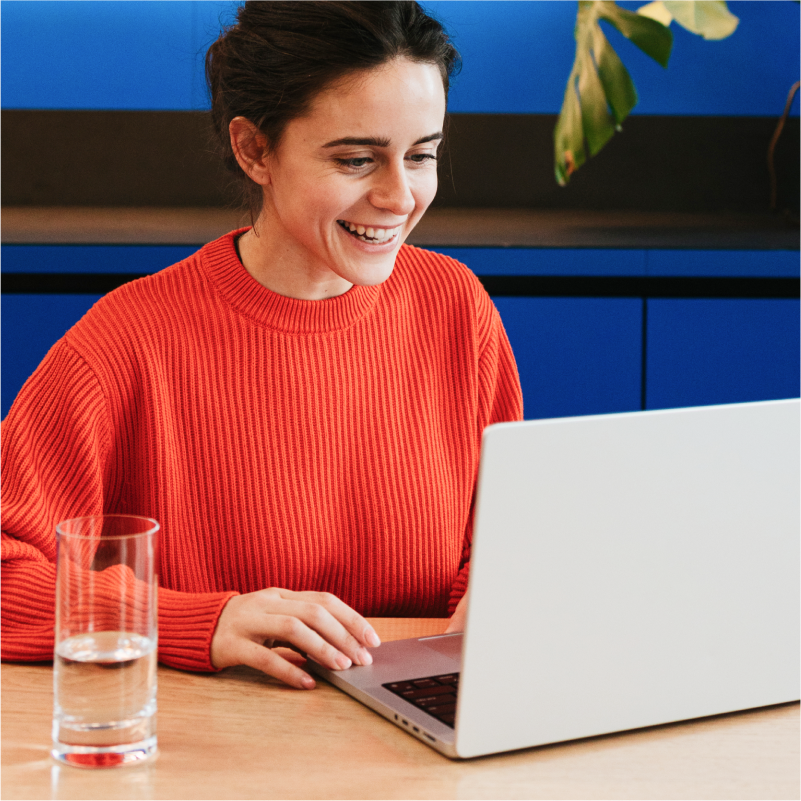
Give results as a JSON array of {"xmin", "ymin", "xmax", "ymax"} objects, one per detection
[{"xmin": 309, "ymin": 399, "xmax": 800, "ymax": 758}]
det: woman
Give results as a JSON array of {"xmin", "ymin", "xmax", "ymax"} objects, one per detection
[{"xmin": 1, "ymin": 2, "xmax": 522, "ymax": 689}]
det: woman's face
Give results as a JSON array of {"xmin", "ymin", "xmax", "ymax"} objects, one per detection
[{"xmin": 259, "ymin": 57, "xmax": 446, "ymax": 294}]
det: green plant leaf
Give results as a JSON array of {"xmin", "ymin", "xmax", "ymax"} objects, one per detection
[
  {"xmin": 636, "ymin": 1, "xmax": 673, "ymax": 27},
  {"xmin": 577, "ymin": 50, "xmax": 617, "ymax": 155},
  {"xmin": 592, "ymin": 24, "xmax": 638, "ymax": 124},
  {"xmin": 554, "ymin": 1, "xmax": 670, "ymax": 185},
  {"xmin": 662, "ymin": 0, "xmax": 739, "ymax": 40},
  {"xmin": 597, "ymin": 0, "xmax": 673, "ymax": 68},
  {"xmin": 554, "ymin": 69, "xmax": 586, "ymax": 186}
]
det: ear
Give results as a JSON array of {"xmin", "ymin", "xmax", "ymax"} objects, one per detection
[{"xmin": 229, "ymin": 116, "xmax": 271, "ymax": 186}]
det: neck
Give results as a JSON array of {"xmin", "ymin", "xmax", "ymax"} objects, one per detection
[{"xmin": 236, "ymin": 215, "xmax": 353, "ymax": 301}]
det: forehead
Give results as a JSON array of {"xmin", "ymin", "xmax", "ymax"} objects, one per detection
[{"xmin": 291, "ymin": 58, "xmax": 446, "ymax": 144}]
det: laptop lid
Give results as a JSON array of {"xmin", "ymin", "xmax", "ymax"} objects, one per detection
[{"xmin": 455, "ymin": 399, "xmax": 800, "ymax": 758}]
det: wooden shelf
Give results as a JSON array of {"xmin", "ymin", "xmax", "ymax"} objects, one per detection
[{"xmin": 2, "ymin": 207, "xmax": 798, "ymax": 249}]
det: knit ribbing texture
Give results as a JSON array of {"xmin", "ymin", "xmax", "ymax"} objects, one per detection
[{"xmin": 2, "ymin": 231, "xmax": 522, "ymax": 671}]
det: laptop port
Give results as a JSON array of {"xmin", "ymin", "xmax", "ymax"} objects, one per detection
[{"xmin": 424, "ymin": 733, "xmax": 436, "ymax": 742}]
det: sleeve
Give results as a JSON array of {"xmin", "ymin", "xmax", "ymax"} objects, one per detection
[
  {"xmin": 1, "ymin": 340, "xmax": 237, "ymax": 672},
  {"xmin": 448, "ymin": 298, "xmax": 524, "ymax": 613}
]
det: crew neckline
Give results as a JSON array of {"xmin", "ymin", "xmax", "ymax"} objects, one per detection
[{"xmin": 201, "ymin": 228, "xmax": 383, "ymax": 334}]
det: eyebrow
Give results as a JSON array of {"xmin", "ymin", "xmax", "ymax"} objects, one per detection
[{"xmin": 322, "ymin": 132, "xmax": 444, "ymax": 148}]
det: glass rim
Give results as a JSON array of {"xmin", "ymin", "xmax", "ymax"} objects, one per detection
[{"xmin": 56, "ymin": 514, "xmax": 160, "ymax": 540}]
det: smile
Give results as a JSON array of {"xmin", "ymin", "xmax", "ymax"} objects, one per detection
[{"xmin": 337, "ymin": 220, "xmax": 401, "ymax": 245}]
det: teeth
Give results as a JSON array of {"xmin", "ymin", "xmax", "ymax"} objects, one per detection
[{"xmin": 338, "ymin": 220, "xmax": 399, "ymax": 244}]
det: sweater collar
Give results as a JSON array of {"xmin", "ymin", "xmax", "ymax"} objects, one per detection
[{"xmin": 201, "ymin": 228, "xmax": 382, "ymax": 334}]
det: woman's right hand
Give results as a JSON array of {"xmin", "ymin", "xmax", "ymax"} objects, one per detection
[{"xmin": 209, "ymin": 588, "xmax": 381, "ymax": 689}]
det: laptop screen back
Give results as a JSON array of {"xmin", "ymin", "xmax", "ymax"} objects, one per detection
[{"xmin": 456, "ymin": 400, "xmax": 800, "ymax": 758}]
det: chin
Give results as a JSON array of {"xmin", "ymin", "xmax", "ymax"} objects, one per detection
[{"xmin": 344, "ymin": 257, "xmax": 398, "ymax": 287}]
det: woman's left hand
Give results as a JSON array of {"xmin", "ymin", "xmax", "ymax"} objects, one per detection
[{"xmin": 445, "ymin": 591, "xmax": 468, "ymax": 633}]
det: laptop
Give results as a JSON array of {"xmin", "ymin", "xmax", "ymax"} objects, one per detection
[{"xmin": 308, "ymin": 399, "xmax": 800, "ymax": 758}]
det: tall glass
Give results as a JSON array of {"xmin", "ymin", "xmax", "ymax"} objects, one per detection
[{"xmin": 52, "ymin": 515, "xmax": 159, "ymax": 768}]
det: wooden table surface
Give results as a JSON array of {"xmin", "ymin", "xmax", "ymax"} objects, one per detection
[{"xmin": 3, "ymin": 618, "xmax": 798, "ymax": 800}]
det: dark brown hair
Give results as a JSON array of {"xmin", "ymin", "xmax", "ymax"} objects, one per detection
[{"xmin": 206, "ymin": 1, "xmax": 460, "ymax": 213}]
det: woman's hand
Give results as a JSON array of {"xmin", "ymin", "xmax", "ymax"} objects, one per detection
[
  {"xmin": 445, "ymin": 590, "xmax": 468, "ymax": 633},
  {"xmin": 210, "ymin": 588, "xmax": 381, "ymax": 689}
]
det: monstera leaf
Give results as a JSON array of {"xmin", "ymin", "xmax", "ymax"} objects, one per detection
[
  {"xmin": 554, "ymin": 1, "xmax": 672, "ymax": 186},
  {"xmin": 554, "ymin": 0, "xmax": 739, "ymax": 186},
  {"xmin": 638, "ymin": 1, "xmax": 739, "ymax": 39}
]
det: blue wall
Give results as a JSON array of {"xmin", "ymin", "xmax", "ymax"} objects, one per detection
[{"xmin": 2, "ymin": 0, "xmax": 798, "ymax": 116}]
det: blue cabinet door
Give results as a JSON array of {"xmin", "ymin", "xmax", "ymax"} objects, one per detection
[
  {"xmin": 646, "ymin": 299, "xmax": 800, "ymax": 410},
  {"xmin": 1, "ymin": 294, "xmax": 102, "ymax": 418},
  {"xmin": 493, "ymin": 297, "xmax": 643, "ymax": 420}
]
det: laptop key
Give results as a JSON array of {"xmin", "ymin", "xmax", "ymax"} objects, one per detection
[
  {"xmin": 426, "ymin": 702, "xmax": 457, "ymax": 716},
  {"xmin": 416, "ymin": 693, "xmax": 457, "ymax": 708},
  {"xmin": 400, "ymin": 686, "xmax": 453, "ymax": 700},
  {"xmin": 382, "ymin": 673, "xmax": 461, "ymax": 729},
  {"xmin": 386, "ymin": 681, "xmax": 415, "ymax": 692}
]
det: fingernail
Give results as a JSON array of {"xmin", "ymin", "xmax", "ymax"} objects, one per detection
[
  {"xmin": 358, "ymin": 647, "xmax": 373, "ymax": 666},
  {"xmin": 336, "ymin": 654, "xmax": 352, "ymax": 670},
  {"xmin": 301, "ymin": 675, "xmax": 315, "ymax": 689},
  {"xmin": 365, "ymin": 628, "xmax": 381, "ymax": 647}
]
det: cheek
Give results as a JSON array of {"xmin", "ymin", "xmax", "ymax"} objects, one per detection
[
  {"xmin": 308, "ymin": 180, "xmax": 360, "ymax": 224},
  {"xmin": 411, "ymin": 170, "xmax": 439, "ymax": 213},
  {"xmin": 274, "ymin": 163, "xmax": 346, "ymax": 221},
  {"xmin": 287, "ymin": 186, "xmax": 340, "ymax": 232}
]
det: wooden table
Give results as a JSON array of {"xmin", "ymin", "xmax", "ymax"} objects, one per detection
[{"xmin": 3, "ymin": 619, "xmax": 798, "ymax": 800}]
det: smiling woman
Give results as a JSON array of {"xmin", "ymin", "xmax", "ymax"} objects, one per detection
[
  {"xmin": 1, "ymin": 1, "xmax": 523, "ymax": 690},
  {"xmin": 230, "ymin": 58, "xmax": 446, "ymax": 299}
]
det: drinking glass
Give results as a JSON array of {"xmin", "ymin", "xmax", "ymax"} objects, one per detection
[{"xmin": 52, "ymin": 515, "xmax": 159, "ymax": 768}]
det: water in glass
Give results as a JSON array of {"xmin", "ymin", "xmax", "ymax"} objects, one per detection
[{"xmin": 53, "ymin": 631, "xmax": 156, "ymax": 767}]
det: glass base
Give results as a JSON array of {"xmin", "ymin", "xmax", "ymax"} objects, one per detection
[{"xmin": 52, "ymin": 736, "xmax": 157, "ymax": 769}]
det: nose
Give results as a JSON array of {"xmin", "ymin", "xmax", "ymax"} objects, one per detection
[{"xmin": 367, "ymin": 161, "xmax": 416, "ymax": 217}]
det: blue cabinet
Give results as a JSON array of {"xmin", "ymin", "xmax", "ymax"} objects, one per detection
[
  {"xmin": 2, "ymin": 245, "xmax": 194, "ymax": 417},
  {"xmin": 494, "ymin": 297, "xmax": 642, "ymax": 420},
  {"xmin": 646, "ymin": 299, "xmax": 800, "ymax": 410},
  {"xmin": 2, "ymin": 246, "xmax": 798, "ymax": 420},
  {"xmin": 2, "ymin": 294, "xmax": 102, "ymax": 416}
]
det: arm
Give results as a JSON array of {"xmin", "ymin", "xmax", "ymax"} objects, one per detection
[
  {"xmin": 0, "ymin": 343, "xmax": 245, "ymax": 669},
  {"xmin": 2, "ymin": 342, "xmax": 107, "ymax": 662},
  {"xmin": 446, "ymin": 299, "xmax": 524, "ymax": 622},
  {"xmin": 2, "ymin": 341, "xmax": 378, "ymax": 683}
]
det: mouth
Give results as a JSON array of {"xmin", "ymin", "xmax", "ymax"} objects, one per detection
[{"xmin": 337, "ymin": 220, "xmax": 401, "ymax": 245}]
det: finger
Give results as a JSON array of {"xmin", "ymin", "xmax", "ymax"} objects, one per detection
[
  {"xmin": 445, "ymin": 595, "xmax": 468, "ymax": 634},
  {"xmin": 444, "ymin": 617, "xmax": 462, "ymax": 634},
  {"xmin": 213, "ymin": 594, "xmax": 354, "ymax": 672},
  {"xmin": 268, "ymin": 612, "xmax": 358, "ymax": 670},
  {"xmin": 272, "ymin": 646, "xmax": 307, "ymax": 667},
  {"xmin": 239, "ymin": 638, "xmax": 316, "ymax": 689},
  {"xmin": 278, "ymin": 590, "xmax": 381, "ymax": 649},
  {"xmin": 274, "ymin": 599, "xmax": 374, "ymax": 667}
]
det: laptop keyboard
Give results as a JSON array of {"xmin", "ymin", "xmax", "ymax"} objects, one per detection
[{"xmin": 382, "ymin": 673, "xmax": 460, "ymax": 728}]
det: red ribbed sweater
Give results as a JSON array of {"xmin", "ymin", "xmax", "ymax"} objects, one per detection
[{"xmin": 1, "ymin": 231, "xmax": 522, "ymax": 672}]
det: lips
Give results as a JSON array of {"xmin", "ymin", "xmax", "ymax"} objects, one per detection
[{"xmin": 337, "ymin": 220, "xmax": 401, "ymax": 244}]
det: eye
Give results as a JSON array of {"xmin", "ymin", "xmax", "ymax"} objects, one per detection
[
  {"xmin": 407, "ymin": 153, "xmax": 438, "ymax": 164},
  {"xmin": 334, "ymin": 157, "xmax": 373, "ymax": 169}
]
